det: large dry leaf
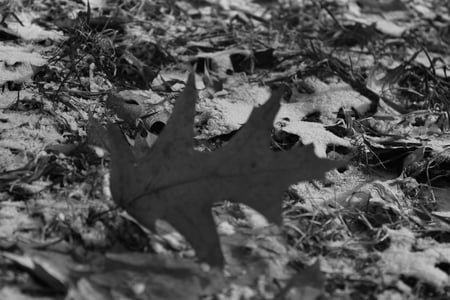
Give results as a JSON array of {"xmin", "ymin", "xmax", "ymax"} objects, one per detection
[
  {"xmin": 108, "ymin": 73, "xmax": 343, "ymax": 267},
  {"xmin": 197, "ymin": 76, "xmax": 363, "ymax": 157}
]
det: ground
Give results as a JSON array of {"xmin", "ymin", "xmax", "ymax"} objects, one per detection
[{"xmin": 1, "ymin": 0, "xmax": 450, "ymax": 299}]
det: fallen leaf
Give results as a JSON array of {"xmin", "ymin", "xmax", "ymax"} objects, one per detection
[
  {"xmin": 10, "ymin": 12, "xmax": 64, "ymax": 41},
  {"xmin": 196, "ymin": 76, "xmax": 361, "ymax": 156},
  {"xmin": 280, "ymin": 76, "xmax": 372, "ymax": 124},
  {"xmin": 1, "ymin": 249, "xmax": 76, "ymax": 292},
  {"xmin": 276, "ymin": 120, "xmax": 351, "ymax": 158},
  {"xmin": 379, "ymin": 227, "xmax": 450, "ymax": 289},
  {"xmin": 0, "ymin": 44, "xmax": 47, "ymax": 85},
  {"xmin": 106, "ymin": 89, "xmax": 170, "ymax": 132},
  {"xmin": 108, "ymin": 73, "xmax": 344, "ymax": 267},
  {"xmin": 67, "ymin": 252, "xmax": 224, "ymax": 300}
]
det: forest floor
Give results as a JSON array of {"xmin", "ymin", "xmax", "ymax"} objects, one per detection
[{"xmin": 1, "ymin": 0, "xmax": 450, "ymax": 299}]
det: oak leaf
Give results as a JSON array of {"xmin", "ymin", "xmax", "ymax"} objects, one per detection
[{"xmin": 108, "ymin": 73, "xmax": 343, "ymax": 267}]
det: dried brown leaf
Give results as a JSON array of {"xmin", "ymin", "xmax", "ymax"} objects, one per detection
[{"xmin": 108, "ymin": 73, "xmax": 344, "ymax": 267}]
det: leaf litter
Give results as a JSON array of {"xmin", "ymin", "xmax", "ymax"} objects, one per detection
[{"xmin": 2, "ymin": 0, "xmax": 450, "ymax": 299}]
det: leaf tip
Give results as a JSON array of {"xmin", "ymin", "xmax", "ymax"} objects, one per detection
[{"xmin": 186, "ymin": 72, "xmax": 197, "ymax": 90}]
